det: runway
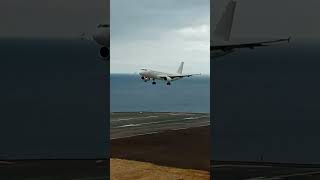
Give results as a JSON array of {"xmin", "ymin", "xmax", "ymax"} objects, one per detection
[{"xmin": 110, "ymin": 112, "xmax": 210, "ymax": 139}]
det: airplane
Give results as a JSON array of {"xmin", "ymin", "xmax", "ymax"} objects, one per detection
[
  {"xmin": 139, "ymin": 62, "xmax": 201, "ymax": 85},
  {"xmin": 81, "ymin": 24, "xmax": 110, "ymax": 60},
  {"xmin": 211, "ymin": 0, "xmax": 291, "ymax": 59}
]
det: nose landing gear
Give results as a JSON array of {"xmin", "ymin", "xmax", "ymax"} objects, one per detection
[{"xmin": 166, "ymin": 82, "xmax": 171, "ymax": 85}]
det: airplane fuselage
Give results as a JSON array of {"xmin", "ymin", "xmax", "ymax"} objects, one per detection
[
  {"xmin": 93, "ymin": 24, "xmax": 109, "ymax": 46},
  {"xmin": 139, "ymin": 70, "xmax": 181, "ymax": 81},
  {"xmin": 92, "ymin": 24, "xmax": 110, "ymax": 59},
  {"xmin": 138, "ymin": 62, "xmax": 198, "ymax": 85}
]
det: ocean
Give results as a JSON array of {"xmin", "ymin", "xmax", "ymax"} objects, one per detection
[
  {"xmin": 212, "ymin": 38, "xmax": 320, "ymax": 164},
  {"xmin": 110, "ymin": 74, "xmax": 210, "ymax": 113}
]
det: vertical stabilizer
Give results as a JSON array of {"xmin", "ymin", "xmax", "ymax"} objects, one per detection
[
  {"xmin": 214, "ymin": 0, "xmax": 236, "ymax": 41},
  {"xmin": 177, "ymin": 62, "xmax": 184, "ymax": 74}
]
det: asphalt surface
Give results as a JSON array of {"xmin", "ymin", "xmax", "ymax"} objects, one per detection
[{"xmin": 110, "ymin": 112, "xmax": 210, "ymax": 139}]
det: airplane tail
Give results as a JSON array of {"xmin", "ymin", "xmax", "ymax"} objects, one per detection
[
  {"xmin": 214, "ymin": 0, "xmax": 236, "ymax": 41},
  {"xmin": 177, "ymin": 62, "xmax": 184, "ymax": 74}
]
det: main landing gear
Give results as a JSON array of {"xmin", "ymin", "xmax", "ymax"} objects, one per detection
[
  {"xmin": 152, "ymin": 81, "xmax": 156, "ymax": 85},
  {"xmin": 166, "ymin": 82, "xmax": 171, "ymax": 85}
]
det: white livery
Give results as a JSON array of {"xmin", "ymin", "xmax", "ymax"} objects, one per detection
[{"xmin": 139, "ymin": 62, "xmax": 200, "ymax": 85}]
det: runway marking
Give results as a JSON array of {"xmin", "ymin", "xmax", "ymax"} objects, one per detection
[
  {"xmin": 244, "ymin": 171, "xmax": 320, "ymax": 180},
  {"xmin": 116, "ymin": 124, "xmax": 141, "ymax": 128},
  {"xmin": 167, "ymin": 113, "xmax": 196, "ymax": 116},
  {"xmin": 170, "ymin": 124, "xmax": 210, "ymax": 131},
  {"xmin": 111, "ymin": 113, "xmax": 210, "ymax": 139},
  {"xmin": 111, "ymin": 131, "xmax": 161, "ymax": 140},
  {"xmin": 113, "ymin": 118, "xmax": 208, "ymax": 128},
  {"xmin": 114, "ymin": 120, "xmax": 171, "ymax": 128},
  {"xmin": 112, "ymin": 115, "xmax": 158, "ymax": 122},
  {"xmin": 111, "ymin": 123, "xmax": 210, "ymax": 139},
  {"xmin": 184, "ymin": 116, "xmax": 209, "ymax": 120}
]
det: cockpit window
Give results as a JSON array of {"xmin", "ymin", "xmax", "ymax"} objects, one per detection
[{"xmin": 97, "ymin": 24, "xmax": 110, "ymax": 28}]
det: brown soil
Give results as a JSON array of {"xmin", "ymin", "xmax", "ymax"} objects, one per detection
[
  {"xmin": 111, "ymin": 126, "xmax": 210, "ymax": 171},
  {"xmin": 110, "ymin": 158, "xmax": 209, "ymax": 180}
]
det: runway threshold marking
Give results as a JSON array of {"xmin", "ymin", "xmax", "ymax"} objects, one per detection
[{"xmin": 244, "ymin": 170, "xmax": 320, "ymax": 180}]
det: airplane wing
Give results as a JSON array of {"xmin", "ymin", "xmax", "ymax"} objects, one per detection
[
  {"xmin": 212, "ymin": 1, "xmax": 290, "ymax": 53},
  {"xmin": 211, "ymin": 37, "xmax": 291, "ymax": 51},
  {"xmin": 160, "ymin": 74, "xmax": 201, "ymax": 79}
]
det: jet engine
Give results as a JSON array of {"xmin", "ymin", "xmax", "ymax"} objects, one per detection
[
  {"xmin": 163, "ymin": 76, "xmax": 172, "ymax": 81},
  {"xmin": 141, "ymin": 76, "xmax": 150, "ymax": 81},
  {"xmin": 100, "ymin": 46, "xmax": 109, "ymax": 59}
]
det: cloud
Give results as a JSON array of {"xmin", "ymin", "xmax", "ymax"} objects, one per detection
[
  {"xmin": 111, "ymin": 0, "xmax": 210, "ymax": 74},
  {"xmin": 175, "ymin": 24, "xmax": 210, "ymax": 41}
]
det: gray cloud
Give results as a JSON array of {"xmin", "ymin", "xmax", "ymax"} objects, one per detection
[
  {"xmin": 111, "ymin": 0, "xmax": 209, "ymax": 41},
  {"xmin": 111, "ymin": 0, "xmax": 210, "ymax": 74}
]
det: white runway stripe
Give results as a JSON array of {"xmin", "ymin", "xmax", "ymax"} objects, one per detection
[
  {"xmin": 113, "ymin": 118, "xmax": 208, "ymax": 128},
  {"xmin": 111, "ymin": 115, "xmax": 158, "ymax": 122}
]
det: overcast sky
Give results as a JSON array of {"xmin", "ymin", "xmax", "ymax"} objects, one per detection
[
  {"xmin": 0, "ymin": 0, "xmax": 108, "ymax": 38},
  {"xmin": 110, "ymin": 0, "xmax": 210, "ymax": 74},
  {"xmin": 2, "ymin": 0, "xmax": 320, "ymax": 73}
]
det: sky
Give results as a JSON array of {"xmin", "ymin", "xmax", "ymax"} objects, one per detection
[
  {"xmin": 1, "ymin": 0, "xmax": 320, "ymax": 73},
  {"xmin": 110, "ymin": 0, "xmax": 210, "ymax": 74},
  {"xmin": 0, "ymin": 0, "xmax": 108, "ymax": 38}
]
